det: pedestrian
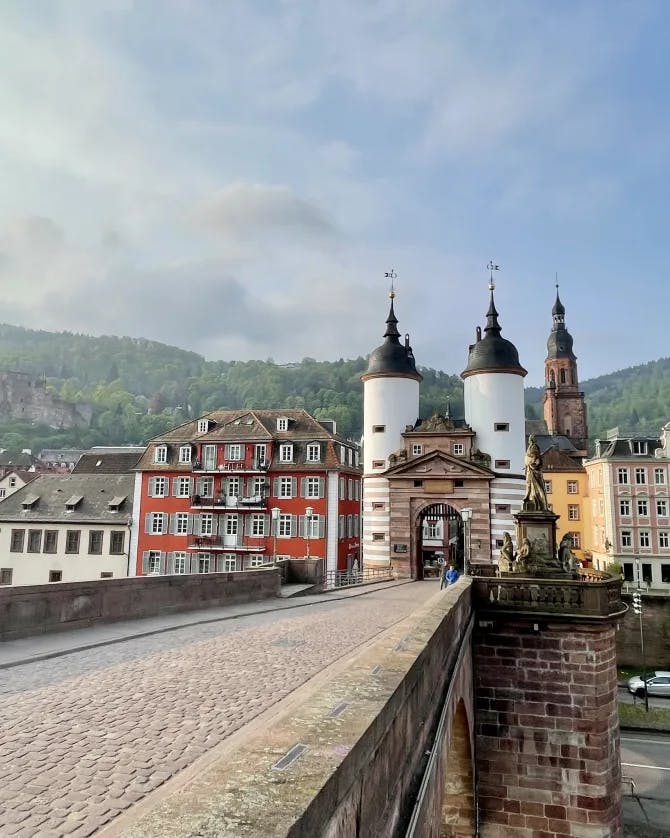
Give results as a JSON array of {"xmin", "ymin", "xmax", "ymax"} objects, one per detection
[{"xmin": 441, "ymin": 563, "xmax": 459, "ymax": 589}]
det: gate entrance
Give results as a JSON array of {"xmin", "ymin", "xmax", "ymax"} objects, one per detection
[{"xmin": 415, "ymin": 503, "xmax": 464, "ymax": 580}]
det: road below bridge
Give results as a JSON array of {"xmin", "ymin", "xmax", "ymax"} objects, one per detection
[{"xmin": 0, "ymin": 580, "xmax": 438, "ymax": 838}]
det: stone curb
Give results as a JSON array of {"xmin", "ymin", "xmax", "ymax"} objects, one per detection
[{"xmin": 0, "ymin": 580, "xmax": 412, "ymax": 670}]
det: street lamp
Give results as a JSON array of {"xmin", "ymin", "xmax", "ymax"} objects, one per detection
[
  {"xmin": 271, "ymin": 507, "xmax": 280, "ymax": 564},
  {"xmin": 461, "ymin": 507, "xmax": 473, "ymax": 576},
  {"xmin": 305, "ymin": 506, "xmax": 314, "ymax": 560},
  {"xmin": 634, "ymin": 557, "xmax": 649, "ymax": 712}
]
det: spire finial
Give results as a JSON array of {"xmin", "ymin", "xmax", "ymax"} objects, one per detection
[
  {"xmin": 385, "ymin": 269, "xmax": 397, "ymax": 300},
  {"xmin": 487, "ymin": 260, "xmax": 500, "ymax": 290}
]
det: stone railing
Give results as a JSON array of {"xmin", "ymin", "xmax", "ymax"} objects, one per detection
[{"xmin": 471, "ymin": 572, "xmax": 626, "ymax": 619}]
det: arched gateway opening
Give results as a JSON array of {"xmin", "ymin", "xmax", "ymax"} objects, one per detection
[{"xmin": 414, "ymin": 503, "xmax": 465, "ymax": 580}]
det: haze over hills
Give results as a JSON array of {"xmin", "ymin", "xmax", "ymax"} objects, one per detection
[{"xmin": 0, "ymin": 323, "xmax": 667, "ymax": 453}]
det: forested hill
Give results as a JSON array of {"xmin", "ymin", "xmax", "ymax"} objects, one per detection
[{"xmin": 0, "ymin": 322, "xmax": 667, "ymax": 451}]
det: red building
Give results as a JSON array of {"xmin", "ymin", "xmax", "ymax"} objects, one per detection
[{"xmin": 134, "ymin": 409, "xmax": 361, "ymax": 577}]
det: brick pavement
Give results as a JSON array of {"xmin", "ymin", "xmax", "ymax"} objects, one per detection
[{"xmin": 0, "ymin": 583, "xmax": 436, "ymax": 837}]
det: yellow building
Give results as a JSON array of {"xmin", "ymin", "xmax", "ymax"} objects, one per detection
[{"xmin": 542, "ymin": 447, "xmax": 590, "ymax": 565}]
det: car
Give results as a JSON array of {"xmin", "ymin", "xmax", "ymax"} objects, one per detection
[{"xmin": 627, "ymin": 671, "xmax": 670, "ymax": 698}]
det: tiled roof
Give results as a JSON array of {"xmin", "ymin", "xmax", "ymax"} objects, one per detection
[
  {"xmin": 73, "ymin": 452, "xmax": 143, "ymax": 474},
  {"xmin": 595, "ymin": 437, "xmax": 662, "ymax": 460},
  {"xmin": 542, "ymin": 446, "xmax": 585, "ymax": 472},
  {"xmin": 0, "ymin": 474, "xmax": 135, "ymax": 523}
]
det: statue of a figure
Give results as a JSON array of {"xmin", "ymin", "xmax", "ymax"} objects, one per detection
[
  {"xmin": 499, "ymin": 532, "xmax": 514, "ymax": 572},
  {"xmin": 558, "ymin": 534, "xmax": 579, "ymax": 573},
  {"xmin": 523, "ymin": 435, "xmax": 549, "ymax": 512},
  {"xmin": 515, "ymin": 537, "xmax": 532, "ymax": 573}
]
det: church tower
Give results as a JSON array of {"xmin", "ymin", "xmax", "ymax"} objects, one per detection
[
  {"xmin": 462, "ymin": 276, "xmax": 527, "ymax": 552},
  {"xmin": 361, "ymin": 287, "xmax": 422, "ymax": 569},
  {"xmin": 543, "ymin": 287, "xmax": 588, "ymax": 455}
]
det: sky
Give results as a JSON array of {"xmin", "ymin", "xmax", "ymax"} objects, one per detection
[{"xmin": 0, "ymin": 0, "xmax": 668, "ymax": 387}]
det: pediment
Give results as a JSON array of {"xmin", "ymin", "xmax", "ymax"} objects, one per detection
[{"xmin": 386, "ymin": 449, "xmax": 492, "ymax": 479}]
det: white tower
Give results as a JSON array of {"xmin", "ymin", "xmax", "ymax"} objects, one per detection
[
  {"xmin": 461, "ymin": 279, "xmax": 527, "ymax": 555},
  {"xmin": 361, "ymin": 289, "xmax": 422, "ymax": 569}
]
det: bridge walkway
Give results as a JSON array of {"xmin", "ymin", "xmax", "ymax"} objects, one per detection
[{"xmin": 0, "ymin": 579, "xmax": 438, "ymax": 838}]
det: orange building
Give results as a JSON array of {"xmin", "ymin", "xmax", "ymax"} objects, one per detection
[
  {"xmin": 542, "ymin": 447, "xmax": 589, "ymax": 565},
  {"xmin": 134, "ymin": 409, "xmax": 361, "ymax": 577}
]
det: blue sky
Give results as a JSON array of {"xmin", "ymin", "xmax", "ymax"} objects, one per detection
[{"xmin": 0, "ymin": 0, "xmax": 667, "ymax": 385}]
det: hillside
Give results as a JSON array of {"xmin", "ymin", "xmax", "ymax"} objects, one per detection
[{"xmin": 0, "ymin": 323, "xmax": 667, "ymax": 451}]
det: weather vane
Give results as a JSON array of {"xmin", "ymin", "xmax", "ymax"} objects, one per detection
[
  {"xmin": 555, "ymin": 271, "xmax": 559, "ymax": 291},
  {"xmin": 385, "ymin": 269, "xmax": 397, "ymax": 298},
  {"xmin": 487, "ymin": 260, "xmax": 500, "ymax": 290}
]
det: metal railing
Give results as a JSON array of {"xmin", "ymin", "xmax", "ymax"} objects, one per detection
[{"xmin": 324, "ymin": 567, "xmax": 394, "ymax": 590}]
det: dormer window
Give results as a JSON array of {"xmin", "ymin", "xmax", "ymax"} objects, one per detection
[
  {"xmin": 65, "ymin": 495, "xmax": 83, "ymax": 511},
  {"xmin": 279, "ymin": 443, "xmax": 293, "ymax": 462},
  {"xmin": 154, "ymin": 445, "xmax": 168, "ymax": 464},
  {"xmin": 197, "ymin": 419, "xmax": 211, "ymax": 434},
  {"xmin": 277, "ymin": 417, "xmax": 289, "ymax": 432},
  {"xmin": 632, "ymin": 441, "xmax": 648, "ymax": 455},
  {"xmin": 108, "ymin": 495, "xmax": 126, "ymax": 512},
  {"xmin": 179, "ymin": 445, "xmax": 192, "ymax": 464},
  {"xmin": 306, "ymin": 443, "xmax": 321, "ymax": 463},
  {"xmin": 21, "ymin": 493, "xmax": 39, "ymax": 510}
]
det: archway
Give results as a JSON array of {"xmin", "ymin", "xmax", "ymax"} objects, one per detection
[
  {"xmin": 441, "ymin": 699, "xmax": 475, "ymax": 835},
  {"xmin": 416, "ymin": 503, "xmax": 465, "ymax": 581}
]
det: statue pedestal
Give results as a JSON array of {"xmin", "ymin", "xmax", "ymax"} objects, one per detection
[{"xmin": 515, "ymin": 509, "xmax": 570, "ymax": 578}]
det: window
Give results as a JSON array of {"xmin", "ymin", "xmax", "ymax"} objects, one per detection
[
  {"xmin": 175, "ymin": 513, "xmax": 190, "ymax": 535},
  {"xmin": 453, "ymin": 443, "xmax": 464, "ymax": 456},
  {"xmin": 179, "ymin": 446, "xmax": 192, "ymax": 463},
  {"xmin": 277, "ymin": 417, "xmax": 288, "ymax": 432},
  {"xmin": 280, "ymin": 444, "xmax": 293, "ymax": 463},
  {"xmin": 149, "ymin": 477, "xmax": 168, "ymax": 497},
  {"xmin": 249, "ymin": 555, "xmax": 266, "ymax": 567},
  {"xmin": 154, "ymin": 445, "xmax": 168, "ymax": 464},
  {"xmin": 224, "ymin": 515, "xmax": 238, "ymax": 536},
  {"xmin": 251, "ymin": 514, "xmax": 266, "ymax": 536},
  {"xmin": 412, "ymin": 444, "xmax": 423, "ymax": 456},
  {"xmin": 632, "ymin": 440, "xmax": 648, "ymax": 455},
  {"xmin": 197, "ymin": 477, "xmax": 214, "ymax": 498},
  {"xmin": 43, "ymin": 530, "xmax": 58, "ymax": 553},
  {"xmin": 567, "ymin": 505, "xmax": 579, "ymax": 521},
  {"xmin": 203, "ymin": 444, "xmax": 217, "ymax": 470},
  {"xmin": 495, "ymin": 460, "xmax": 510, "ymax": 469},
  {"xmin": 226, "ymin": 477, "xmax": 240, "ymax": 498},
  {"xmin": 637, "ymin": 499, "xmax": 649, "ymax": 517},
  {"xmin": 27, "ymin": 529, "xmax": 42, "ymax": 553},
  {"xmin": 372, "ymin": 532, "xmax": 385, "ymax": 542},
  {"xmin": 339, "ymin": 477, "xmax": 345, "ymax": 499},
  {"xmin": 495, "ymin": 504, "xmax": 511, "ymax": 514},
  {"xmin": 100, "ymin": 572, "xmax": 113, "ymax": 579},
  {"xmin": 639, "ymin": 530, "xmax": 650, "ymax": 548},
  {"xmin": 340, "ymin": 446, "xmax": 346, "ymax": 464},
  {"xmin": 278, "ymin": 514, "xmax": 293, "ymax": 537},
  {"xmin": 567, "ymin": 481, "xmax": 578, "ymax": 494},
  {"xmin": 658, "ymin": 500, "xmax": 668, "ymax": 517},
  {"xmin": 195, "ymin": 554, "xmax": 209, "ymax": 573},
  {"xmin": 413, "ymin": 480, "xmax": 423, "ymax": 487},
  {"xmin": 372, "ymin": 502, "xmax": 385, "ymax": 511},
  {"xmin": 278, "ymin": 477, "xmax": 294, "ymax": 498},
  {"xmin": 251, "ymin": 476, "xmax": 266, "ymax": 497},
  {"xmin": 200, "ymin": 513, "xmax": 214, "ymax": 536},
  {"xmin": 8, "ymin": 477, "xmax": 16, "ymax": 488},
  {"xmin": 662, "ymin": 565, "xmax": 670, "ymax": 583},
  {"xmin": 171, "ymin": 552, "xmax": 187, "ymax": 574},
  {"xmin": 622, "ymin": 562, "xmax": 634, "ymax": 581},
  {"xmin": 0, "ymin": 568, "xmax": 12, "ymax": 585},
  {"xmin": 0, "ymin": 489, "xmax": 5, "ymax": 499},
  {"xmin": 660, "ymin": 532, "xmax": 670, "ymax": 549},
  {"xmin": 223, "ymin": 555, "xmax": 237, "ymax": 572},
  {"xmin": 304, "ymin": 514, "xmax": 320, "ymax": 539},
  {"xmin": 304, "ymin": 477, "xmax": 321, "ymax": 498},
  {"xmin": 373, "ymin": 425, "xmax": 386, "ymax": 433},
  {"xmin": 642, "ymin": 563, "xmax": 652, "ymax": 584},
  {"xmin": 49, "ymin": 570, "xmax": 63, "ymax": 583},
  {"xmin": 621, "ymin": 530, "xmax": 632, "ymax": 548},
  {"xmin": 372, "ymin": 460, "xmax": 385, "ymax": 468},
  {"xmin": 655, "ymin": 468, "xmax": 666, "ymax": 485},
  {"xmin": 494, "ymin": 423, "xmax": 510, "ymax": 432},
  {"xmin": 569, "ymin": 532, "xmax": 581, "ymax": 549},
  {"xmin": 174, "ymin": 476, "xmax": 192, "ymax": 497},
  {"xmin": 88, "ymin": 531, "xmax": 103, "ymax": 554},
  {"xmin": 425, "ymin": 521, "xmax": 440, "ymax": 538},
  {"xmin": 66, "ymin": 530, "xmax": 81, "ymax": 553},
  {"xmin": 617, "ymin": 468, "xmax": 629, "ymax": 485},
  {"xmin": 146, "ymin": 513, "xmax": 167, "ymax": 535},
  {"xmin": 544, "ymin": 481, "xmax": 552, "ymax": 494},
  {"xmin": 635, "ymin": 468, "xmax": 647, "ymax": 485},
  {"xmin": 619, "ymin": 499, "xmax": 631, "ymax": 516},
  {"xmin": 254, "ymin": 444, "xmax": 267, "ymax": 466},
  {"xmin": 110, "ymin": 531, "xmax": 125, "ymax": 554},
  {"xmin": 306, "ymin": 443, "xmax": 321, "ymax": 462},
  {"xmin": 197, "ymin": 419, "xmax": 209, "ymax": 434},
  {"xmin": 227, "ymin": 444, "xmax": 243, "ymax": 461}
]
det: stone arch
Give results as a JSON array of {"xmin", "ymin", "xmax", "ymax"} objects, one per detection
[
  {"xmin": 441, "ymin": 698, "xmax": 475, "ymax": 835},
  {"xmin": 413, "ymin": 501, "xmax": 466, "ymax": 580}
]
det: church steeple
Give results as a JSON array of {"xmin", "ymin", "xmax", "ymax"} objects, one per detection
[{"xmin": 543, "ymin": 285, "xmax": 588, "ymax": 455}]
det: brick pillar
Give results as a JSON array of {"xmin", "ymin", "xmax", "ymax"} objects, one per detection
[{"xmin": 474, "ymin": 617, "xmax": 622, "ymax": 837}]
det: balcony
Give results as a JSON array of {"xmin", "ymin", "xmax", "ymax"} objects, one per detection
[
  {"xmin": 187, "ymin": 535, "xmax": 266, "ymax": 552},
  {"xmin": 190, "ymin": 494, "xmax": 267, "ymax": 510}
]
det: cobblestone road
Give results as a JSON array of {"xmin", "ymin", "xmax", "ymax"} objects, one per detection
[{"xmin": 0, "ymin": 584, "xmax": 435, "ymax": 837}]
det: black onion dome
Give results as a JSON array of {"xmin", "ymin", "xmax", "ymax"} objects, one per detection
[
  {"xmin": 552, "ymin": 290, "xmax": 566, "ymax": 317},
  {"xmin": 461, "ymin": 287, "xmax": 527, "ymax": 379},
  {"xmin": 547, "ymin": 289, "xmax": 576, "ymax": 359},
  {"xmin": 362, "ymin": 296, "xmax": 422, "ymax": 381}
]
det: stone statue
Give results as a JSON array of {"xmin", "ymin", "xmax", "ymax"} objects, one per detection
[
  {"xmin": 515, "ymin": 537, "xmax": 532, "ymax": 573},
  {"xmin": 523, "ymin": 435, "xmax": 549, "ymax": 512},
  {"xmin": 558, "ymin": 534, "xmax": 579, "ymax": 573},
  {"xmin": 499, "ymin": 532, "xmax": 514, "ymax": 572}
]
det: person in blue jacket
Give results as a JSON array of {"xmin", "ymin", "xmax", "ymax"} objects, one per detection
[{"xmin": 441, "ymin": 563, "xmax": 459, "ymax": 589}]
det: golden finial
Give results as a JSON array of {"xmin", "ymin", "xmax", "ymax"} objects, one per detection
[
  {"xmin": 385, "ymin": 269, "xmax": 397, "ymax": 299},
  {"xmin": 487, "ymin": 260, "xmax": 500, "ymax": 291}
]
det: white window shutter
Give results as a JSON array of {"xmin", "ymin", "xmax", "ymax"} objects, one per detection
[
  {"xmin": 144, "ymin": 513, "xmax": 152, "ymax": 534},
  {"xmin": 142, "ymin": 551, "xmax": 151, "ymax": 574},
  {"xmin": 169, "ymin": 514, "xmax": 176, "ymax": 535},
  {"xmin": 300, "ymin": 478, "xmax": 307, "ymax": 498},
  {"xmin": 162, "ymin": 513, "xmax": 169, "ymax": 533},
  {"xmin": 190, "ymin": 554, "xmax": 200, "ymax": 573},
  {"xmin": 318, "ymin": 516, "xmax": 325, "ymax": 538},
  {"xmin": 159, "ymin": 552, "xmax": 166, "ymax": 574},
  {"xmin": 187, "ymin": 513, "xmax": 194, "ymax": 534},
  {"xmin": 273, "ymin": 477, "xmax": 280, "ymax": 496},
  {"xmin": 291, "ymin": 477, "xmax": 297, "ymax": 497},
  {"xmin": 298, "ymin": 515, "xmax": 305, "ymax": 537},
  {"xmin": 318, "ymin": 478, "xmax": 324, "ymax": 498},
  {"xmin": 166, "ymin": 552, "xmax": 174, "ymax": 574},
  {"xmin": 148, "ymin": 478, "xmax": 155, "ymax": 497}
]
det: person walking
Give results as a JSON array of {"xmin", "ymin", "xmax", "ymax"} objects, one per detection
[{"xmin": 441, "ymin": 563, "xmax": 459, "ymax": 589}]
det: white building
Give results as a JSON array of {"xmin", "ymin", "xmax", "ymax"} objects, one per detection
[{"xmin": 0, "ymin": 473, "xmax": 134, "ymax": 586}]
